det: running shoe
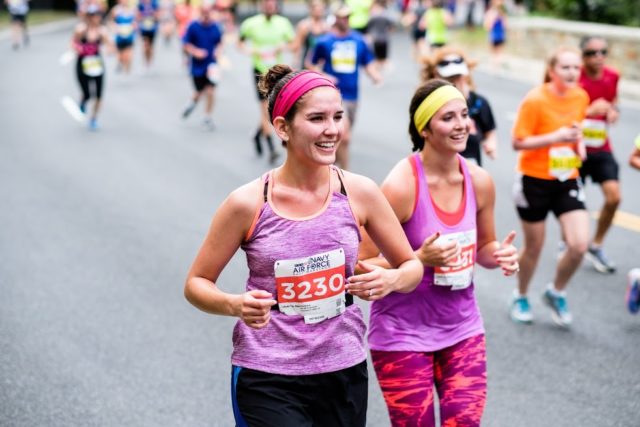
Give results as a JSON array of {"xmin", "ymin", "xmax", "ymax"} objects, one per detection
[
  {"xmin": 203, "ymin": 118, "xmax": 215, "ymax": 131},
  {"xmin": 542, "ymin": 288, "xmax": 572, "ymax": 327},
  {"xmin": 626, "ymin": 269, "xmax": 640, "ymax": 314},
  {"xmin": 78, "ymin": 102, "xmax": 87, "ymax": 115},
  {"xmin": 88, "ymin": 118, "xmax": 99, "ymax": 131},
  {"xmin": 585, "ymin": 246, "xmax": 616, "ymax": 274},
  {"xmin": 509, "ymin": 293, "xmax": 533, "ymax": 324},
  {"xmin": 182, "ymin": 102, "xmax": 196, "ymax": 119}
]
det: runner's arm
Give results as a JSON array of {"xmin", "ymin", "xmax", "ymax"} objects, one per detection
[
  {"xmin": 471, "ymin": 164, "xmax": 518, "ymax": 275},
  {"xmin": 347, "ymin": 173, "xmax": 423, "ymax": 299},
  {"xmin": 630, "ymin": 137, "xmax": 640, "ymax": 170},
  {"xmin": 184, "ymin": 181, "xmax": 277, "ymax": 328}
]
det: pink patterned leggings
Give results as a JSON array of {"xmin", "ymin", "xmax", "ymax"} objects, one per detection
[{"xmin": 371, "ymin": 334, "xmax": 487, "ymax": 427}]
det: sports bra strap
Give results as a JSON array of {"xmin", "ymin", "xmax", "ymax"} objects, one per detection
[{"xmin": 334, "ymin": 166, "xmax": 347, "ymax": 196}]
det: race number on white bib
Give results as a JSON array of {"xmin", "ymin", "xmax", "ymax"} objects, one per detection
[
  {"xmin": 582, "ymin": 119, "xmax": 607, "ymax": 148},
  {"xmin": 206, "ymin": 62, "xmax": 220, "ymax": 84},
  {"xmin": 549, "ymin": 146, "xmax": 581, "ymax": 182},
  {"xmin": 433, "ymin": 230, "xmax": 476, "ymax": 290},
  {"xmin": 274, "ymin": 248, "xmax": 347, "ymax": 324},
  {"xmin": 330, "ymin": 40, "xmax": 357, "ymax": 74},
  {"xmin": 81, "ymin": 55, "xmax": 104, "ymax": 77}
]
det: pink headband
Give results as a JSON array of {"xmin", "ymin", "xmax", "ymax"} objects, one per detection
[{"xmin": 271, "ymin": 71, "xmax": 337, "ymax": 122}]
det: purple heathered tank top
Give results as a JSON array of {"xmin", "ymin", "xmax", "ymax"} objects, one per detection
[
  {"xmin": 368, "ymin": 153, "xmax": 484, "ymax": 352},
  {"xmin": 232, "ymin": 168, "xmax": 366, "ymax": 375}
]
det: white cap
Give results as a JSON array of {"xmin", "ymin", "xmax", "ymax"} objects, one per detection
[{"xmin": 436, "ymin": 55, "xmax": 469, "ymax": 78}]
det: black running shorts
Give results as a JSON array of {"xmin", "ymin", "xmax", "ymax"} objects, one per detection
[
  {"xmin": 232, "ymin": 361, "xmax": 368, "ymax": 427},
  {"xmin": 580, "ymin": 151, "xmax": 619, "ymax": 184},
  {"xmin": 513, "ymin": 175, "xmax": 586, "ymax": 222}
]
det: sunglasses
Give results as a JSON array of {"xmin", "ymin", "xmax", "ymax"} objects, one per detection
[
  {"xmin": 437, "ymin": 57, "xmax": 464, "ymax": 67},
  {"xmin": 583, "ymin": 48, "xmax": 608, "ymax": 57}
]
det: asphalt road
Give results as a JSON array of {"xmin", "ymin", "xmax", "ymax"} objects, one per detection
[{"xmin": 1, "ymin": 19, "xmax": 640, "ymax": 427}]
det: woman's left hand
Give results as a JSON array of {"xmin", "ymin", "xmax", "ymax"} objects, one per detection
[
  {"xmin": 346, "ymin": 261, "xmax": 399, "ymax": 301},
  {"xmin": 493, "ymin": 230, "xmax": 519, "ymax": 276}
]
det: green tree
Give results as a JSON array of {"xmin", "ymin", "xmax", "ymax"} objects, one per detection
[{"xmin": 531, "ymin": 0, "xmax": 640, "ymax": 26}]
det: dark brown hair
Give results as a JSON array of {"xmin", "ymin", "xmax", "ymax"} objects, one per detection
[
  {"xmin": 258, "ymin": 64, "xmax": 309, "ymax": 122},
  {"xmin": 408, "ymin": 79, "xmax": 453, "ymax": 152}
]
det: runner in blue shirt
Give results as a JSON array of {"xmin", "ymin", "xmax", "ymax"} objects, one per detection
[
  {"xmin": 310, "ymin": 4, "xmax": 381, "ymax": 170},
  {"xmin": 138, "ymin": 0, "xmax": 160, "ymax": 67},
  {"xmin": 182, "ymin": 4, "xmax": 224, "ymax": 130}
]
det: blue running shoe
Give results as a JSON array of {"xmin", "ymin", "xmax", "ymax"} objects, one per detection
[
  {"xmin": 626, "ymin": 269, "xmax": 640, "ymax": 314},
  {"xmin": 510, "ymin": 292, "xmax": 533, "ymax": 324},
  {"xmin": 543, "ymin": 287, "xmax": 572, "ymax": 327},
  {"xmin": 88, "ymin": 118, "xmax": 99, "ymax": 131},
  {"xmin": 585, "ymin": 246, "xmax": 616, "ymax": 274}
]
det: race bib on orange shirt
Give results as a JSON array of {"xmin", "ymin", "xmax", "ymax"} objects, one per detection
[
  {"xmin": 274, "ymin": 248, "xmax": 347, "ymax": 324},
  {"xmin": 433, "ymin": 230, "xmax": 476, "ymax": 290},
  {"xmin": 549, "ymin": 146, "xmax": 581, "ymax": 181},
  {"xmin": 582, "ymin": 119, "xmax": 607, "ymax": 148}
]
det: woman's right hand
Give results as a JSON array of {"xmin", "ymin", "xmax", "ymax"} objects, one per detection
[
  {"xmin": 237, "ymin": 290, "xmax": 277, "ymax": 329},
  {"xmin": 415, "ymin": 232, "xmax": 461, "ymax": 268}
]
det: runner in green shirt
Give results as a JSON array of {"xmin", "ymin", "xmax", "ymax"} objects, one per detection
[{"xmin": 239, "ymin": 0, "xmax": 294, "ymax": 164}]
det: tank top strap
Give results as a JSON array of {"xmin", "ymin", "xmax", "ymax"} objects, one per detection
[
  {"xmin": 245, "ymin": 173, "xmax": 271, "ymax": 242},
  {"xmin": 409, "ymin": 153, "xmax": 423, "ymax": 215},
  {"xmin": 457, "ymin": 154, "xmax": 477, "ymax": 213}
]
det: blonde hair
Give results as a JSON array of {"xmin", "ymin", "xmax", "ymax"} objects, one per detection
[{"xmin": 543, "ymin": 46, "xmax": 581, "ymax": 83}]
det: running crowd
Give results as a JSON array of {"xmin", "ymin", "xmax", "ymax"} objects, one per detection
[{"xmin": 17, "ymin": 0, "xmax": 638, "ymax": 425}]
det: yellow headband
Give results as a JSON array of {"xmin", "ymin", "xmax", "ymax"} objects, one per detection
[{"xmin": 413, "ymin": 85, "xmax": 466, "ymax": 132}]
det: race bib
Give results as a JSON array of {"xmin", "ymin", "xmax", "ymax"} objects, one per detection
[
  {"xmin": 433, "ymin": 230, "xmax": 476, "ymax": 290},
  {"xmin": 549, "ymin": 146, "xmax": 581, "ymax": 181},
  {"xmin": 330, "ymin": 40, "xmax": 357, "ymax": 74},
  {"xmin": 274, "ymin": 248, "xmax": 347, "ymax": 324},
  {"xmin": 206, "ymin": 62, "xmax": 220, "ymax": 84},
  {"xmin": 81, "ymin": 55, "xmax": 104, "ymax": 77},
  {"xmin": 117, "ymin": 23, "xmax": 134, "ymax": 37},
  {"xmin": 258, "ymin": 47, "xmax": 278, "ymax": 68},
  {"xmin": 141, "ymin": 17, "xmax": 156, "ymax": 31},
  {"xmin": 582, "ymin": 119, "xmax": 607, "ymax": 148}
]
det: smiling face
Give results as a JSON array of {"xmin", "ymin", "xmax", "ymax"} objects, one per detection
[
  {"xmin": 549, "ymin": 50, "xmax": 582, "ymax": 89},
  {"xmin": 422, "ymin": 99, "xmax": 470, "ymax": 153},
  {"xmin": 281, "ymin": 87, "xmax": 344, "ymax": 166}
]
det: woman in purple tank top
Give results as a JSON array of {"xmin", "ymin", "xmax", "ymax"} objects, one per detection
[
  {"xmin": 184, "ymin": 65, "xmax": 423, "ymax": 427},
  {"xmin": 359, "ymin": 79, "xmax": 520, "ymax": 427}
]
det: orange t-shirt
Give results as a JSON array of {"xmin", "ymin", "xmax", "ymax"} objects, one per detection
[{"xmin": 512, "ymin": 84, "xmax": 589, "ymax": 180}]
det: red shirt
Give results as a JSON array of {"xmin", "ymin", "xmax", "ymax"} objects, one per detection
[{"xmin": 579, "ymin": 66, "xmax": 619, "ymax": 153}]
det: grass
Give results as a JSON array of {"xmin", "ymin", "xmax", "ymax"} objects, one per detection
[
  {"xmin": 0, "ymin": 10, "xmax": 75, "ymax": 31},
  {"xmin": 449, "ymin": 26, "xmax": 488, "ymax": 50}
]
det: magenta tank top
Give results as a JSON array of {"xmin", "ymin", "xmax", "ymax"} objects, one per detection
[
  {"xmin": 233, "ymin": 168, "xmax": 366, "ymax": 375},
  {"xmin": 368, "ymin": 153, "xmax": 484, "ymax": 352}
]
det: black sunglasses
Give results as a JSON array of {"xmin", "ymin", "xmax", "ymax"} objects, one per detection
[
  {"xmin": 583, "ymin": 48, "xmax": 608, "ymax": 57},
  {"xmin": 437, "ymin": 57, "xmax": 464, "ymax": 67}
]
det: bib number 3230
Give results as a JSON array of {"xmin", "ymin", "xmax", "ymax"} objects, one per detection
[{"xmin": 274, "ymin": 248, "xmax": 347, "ymax": 324}]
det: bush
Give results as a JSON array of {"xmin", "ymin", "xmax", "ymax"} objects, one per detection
[{"xmin": 529, "ymin": 0, "xmax": 640, "ymax": 27}]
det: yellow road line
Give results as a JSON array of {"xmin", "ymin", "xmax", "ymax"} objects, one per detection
[{"xmin": 591, "ymin": 210, "xmax": 640, "ymax": 233}]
